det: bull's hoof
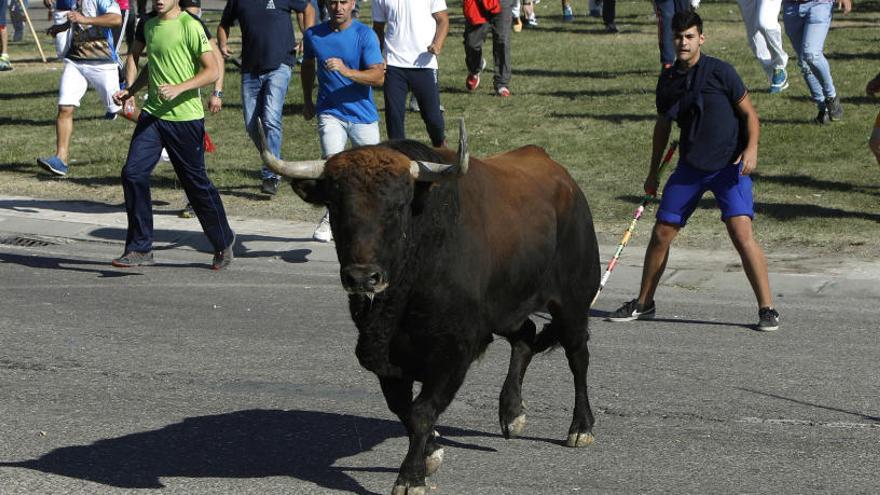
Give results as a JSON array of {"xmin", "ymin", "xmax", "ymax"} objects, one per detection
[
  {"xmin": 506, "ymin": 414, "xmax": 527, "ymax": 438},
  {"xmin": 565, "ymin": 431, "xmax": 595, "ymax": 447},
  {"xmin": 391, "ymin": 484, "xmax": 427, "ymax": 495},
  {"xmin": 425, "ymin": 447, "xmax": 444, "ymax": 476}
]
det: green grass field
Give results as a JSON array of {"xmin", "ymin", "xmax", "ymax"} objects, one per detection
[{"xmin": 2, "ymin": 0, "xmax": 879, "ymax": 256}]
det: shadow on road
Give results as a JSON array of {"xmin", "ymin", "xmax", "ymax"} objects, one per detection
[
  {"xmin": 737, "ymin": 388, "xmax": 880, "ymax": 423},
  {"xmin": 0, "ymin": 409, "xmax": 499, "ymax": 494},
  {"xmin": 0, "ymin": 252, "xmax": 144, "ymax": 278}
]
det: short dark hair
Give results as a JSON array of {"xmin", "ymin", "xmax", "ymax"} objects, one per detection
[
  {"xmin": 671, "ymin": 9, "xmax": 703, "ymax": 35},
  {"xmin": 179, "ymin": 0, "xmax": 201, "ymax": 9}
]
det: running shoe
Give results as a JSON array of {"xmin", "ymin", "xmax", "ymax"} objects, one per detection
[
  {"xmin": 606, "ymin": 298, "xmax": 656, "ymax": 322},
  {"xmin": 757, "ymin": 307, "xmax": 780, "ymax": 331},
  {"xmin": 769, "ymin": 67, "xmax": 788, "ymax": 94},
  {"xmin": 36, "ymin": 156, "xmax": 69, "ymax": 176}
]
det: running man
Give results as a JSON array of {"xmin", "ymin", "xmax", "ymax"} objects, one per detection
[{"xmin": 111, "ymin": 0, "xmax": 235, "ymax": 270}]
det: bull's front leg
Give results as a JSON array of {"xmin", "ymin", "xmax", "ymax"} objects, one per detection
[{"xmin": 386, "ymin": 364, "xmax": 469, "ymax": 495}]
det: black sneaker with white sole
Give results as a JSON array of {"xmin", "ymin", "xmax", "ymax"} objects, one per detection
[
  {"xmin": 606, "ymin": 298, "xmax": 656, "ymax": 322},
  {"xmin": 757, "ymin": 307, "xmax": 780, "ymax": 331}
]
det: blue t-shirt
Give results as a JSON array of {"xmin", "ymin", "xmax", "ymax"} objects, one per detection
[
  {"xmin": 656, "ymin": 56, "xmax": 748, "ymax": 172},
  {"xmin": 302, "ymin": 20, "xmax": 384, "ymax": 124},
  {"xmin": 220, "ymin": 0, "xmax": 309, "ymax": 73}
]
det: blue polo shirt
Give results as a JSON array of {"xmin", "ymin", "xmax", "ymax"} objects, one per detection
[
  {"xmin": 220, "ymin": 0, "xmax": 309, "ymax": 74},
  {"xmin": 302, "ymin": 20, "xmax": 383, "ymax": 124},
  {"xmin": 656, "ymin": 55, "xmax": 748, "ymax": 172}
]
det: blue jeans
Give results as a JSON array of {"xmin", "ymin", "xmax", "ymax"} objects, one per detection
[
  {"xmin": 653, "ymin": 0, "xmax": 691, "ymax": 66},
  {"xmin": 317, "ymin": 114, "xmax": 380, "ymax": 158},
  {"xmin": 241, "ymin": 64, "xmax": 293, "ymax": 180},
  {"xmin": 783, "ymin": 1, "xmax": 835, "ymax": 108}
]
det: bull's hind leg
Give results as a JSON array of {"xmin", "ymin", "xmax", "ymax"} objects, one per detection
[
  {"xmin": 498, "ymin": 319, "xmax": 537, "ymax": 438},
  {"xmin": 550, "ymin": 302, "xmax": 596, "ymax": 447}
]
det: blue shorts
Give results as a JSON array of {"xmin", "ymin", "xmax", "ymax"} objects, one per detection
[
  {"xmin": 656, "ymin": 162, "xmax": 754, "ymax": 227},
  {"xmin": 0, "ymin": 0, "xmax": 7, "ymax": 27}
]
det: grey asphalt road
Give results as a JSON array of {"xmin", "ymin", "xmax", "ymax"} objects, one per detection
[{"xmin": 0, "ymin": 198, "xmax": 878, "ymax": 494}]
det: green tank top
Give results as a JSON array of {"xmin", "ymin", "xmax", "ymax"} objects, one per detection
[{"xmin": 142, "ymin": 13, "xmax": 212, "ymax": 121}]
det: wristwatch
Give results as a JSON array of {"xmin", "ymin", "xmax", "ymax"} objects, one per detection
[{"xmin": 212, "ymin": 90, "xmax": 223, "ymax": 98}]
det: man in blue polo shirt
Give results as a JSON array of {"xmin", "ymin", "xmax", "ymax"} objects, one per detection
[
  {"xmin": 607, "ymin": 10, "xmax": 780, "ymax": 331},
  {"xmin": 301, "ymin": 0, "xmax": 385, "ymax": 242},
  {"xmin": 217, "ymin": 0, "xmax": 314, "ymax": 196}
]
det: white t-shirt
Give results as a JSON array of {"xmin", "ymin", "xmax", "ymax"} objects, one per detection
[{"xmin": 372, "ymin": 0, "xmax": 447, "ymax": 69}]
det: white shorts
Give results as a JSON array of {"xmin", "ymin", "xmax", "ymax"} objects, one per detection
[{"xmin": 58, "ymin": 60, "xmax": 122, "ymax": 114}]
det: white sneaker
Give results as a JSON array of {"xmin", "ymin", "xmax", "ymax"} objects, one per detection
[
  {"xmin": 160, "ymin": 148, "xmax": 171, "ymax": 162},
  {"xmin": 312, "ymin": 211, "xmax": 333, "ymax": 242}
]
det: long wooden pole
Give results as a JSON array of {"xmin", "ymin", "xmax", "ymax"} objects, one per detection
[{"xmin": 15, "ymin": 0, "xmax": 48, "ymax": 63}]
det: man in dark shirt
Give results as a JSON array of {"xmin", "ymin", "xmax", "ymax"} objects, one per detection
[
  {"xmin": 217, "ymin": 0, "xmax": 314, "ymax": 196},
  {"xmin": 607, "ymin": 10, "xmax": 780, "ymax": 331}
]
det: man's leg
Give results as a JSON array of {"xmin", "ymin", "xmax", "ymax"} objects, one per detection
[
  {"xmin": 54, "ymin": 105, "xmax": 75, "ymax": 162},
  {"xmin": 491, "ymin": 0, "xmax": 513, "ymax": 92},
  {"xmin": 637, "ymin": 221, "xmax": 679, "ymax": 306},
  {"xmin": 606, "ymin": 220, "xmax": 679, "ymax": 322},
  {"xmin": 410, "ymin": 69, "xmax": 445, "ymax": 147},
  {"xmin": 317, "ymin": 113, "xmax": 349, "ymax": 159},
  {"xmin": 725, "ymin": 216, "xmax": 773, "ymax": 309},
  {"xmin": 120, "ymin": 114, "xmax": 163, "ymax": 254},
  {"xmin": 162, "ymin": 118, "xmax": 234, "ymax": 253},
  {"xmin": 737, "ymin": 0, "xmax": 772, "ymax": 72},
  {"xmin": 653, "ymin": 0, "xmax": 676, "ymax": 67},
  {"xmin": 52, "ymin": 62, "xmax": 89, "ymax": 163},
  {"xmin": 88, "ymin": 62, "xmax": 122, "ymax": 119},
  {"xmin": 241, "ymin": 71, "xmax": 270, "ymax": 186},
  {"xmin": 783, "ymin": 3, "xmax": 826, "ymax": 111},
  {"xmin": 0, "ymin": 0, "xmax": 10, "ymax": 71},
  {"xmin": 348, "ymin": 121, "xmax": 381, "ymax": 148},
  {"xmin": 799, "ymin": 3, "xmax": 836, "ymax": 102},
  {"xmin": 607, "ymin": 164, "xmax": 704, "ymax": 322},
  {"xmin": 602, "ymin": 0, "xmax": 617, "ymax": 31},
  {"xmin": 757, "ymin": 0, "xmax": 788, "ymax": 73},
  {"xmin": 383, "ymin": 66, "xmax": 409, "ymax": 141},
  {"xmin": 463, "ymin": 22, "xmax": 489, "ymax": 92},
  {"xmin": 712, "ymin": 162, "xmax": 777, "ymax": 324},
  {"xmin": 259, "ymin": 64, "xmax": 293, "ymax": 181}
]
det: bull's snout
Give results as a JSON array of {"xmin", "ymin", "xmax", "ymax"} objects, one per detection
[{"xmin": 341, "ymin": 264, "xmax": 389, "ymax": 294}]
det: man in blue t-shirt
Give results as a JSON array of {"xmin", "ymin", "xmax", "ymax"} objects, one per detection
[
  {"xmin": 301, "ymin": 0, "xmax": 385, "ymax": 242},
  {"xmin": 607, "ymin": 10, "xmax": 780, "ymax": 332},
  {"xmin": 217, "ymin": 0, "xmax": 314, "ymax": 196}
]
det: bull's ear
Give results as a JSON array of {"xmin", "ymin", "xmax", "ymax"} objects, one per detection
[{"xmin": 290, "ymin": 179, "xmax": 326, "ymax": 205}]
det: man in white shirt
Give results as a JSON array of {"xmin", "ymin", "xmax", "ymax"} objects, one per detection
[{"xmin": 372, "ymin": 0, "xmax": 449, "ymax": 147}]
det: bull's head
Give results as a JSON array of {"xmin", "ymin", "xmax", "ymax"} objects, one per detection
[{"xmin": 256, "ymin": 118, "xmax": 469, "ymax": 297}]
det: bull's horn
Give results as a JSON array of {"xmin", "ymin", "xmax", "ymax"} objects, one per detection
[
  {"xmin": 409, "ymin": 119, "xmax": 470, "ymax": 181},
  {"xmin": 256, "ymin": 117, "xmax": 326, "ymax": 179}
]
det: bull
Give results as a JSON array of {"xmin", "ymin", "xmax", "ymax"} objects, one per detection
[{"xmin": 258, "ymin": 119, "xmax": 600, "ymax": 495}]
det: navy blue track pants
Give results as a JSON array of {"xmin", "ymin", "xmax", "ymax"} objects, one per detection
[
  {"xmin": 121, "ymin": 113, "xmax": 234, "ymax": 254},
  {"xmin": 383, "ymin": 66, "xmax": 445, "ymax": 147}
]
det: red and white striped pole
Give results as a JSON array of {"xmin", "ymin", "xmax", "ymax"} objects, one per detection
[{"xmin": 590, "ymin": 140, "xmax": 678, "ymax": 308}]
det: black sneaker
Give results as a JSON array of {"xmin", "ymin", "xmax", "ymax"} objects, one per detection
[
  {"xmin": 606, "ymin": 298, "xmax": 656, "ymax": 322},
  {"xmin": 604, "ymin": 23, "xmax": 619, "ymax": 33},
  {"xmin": 757, "ymin": 307, "xmax": 780, "ymax": 331},
  {"xmin": 814, "ymin": 108, "xmax": 830, "ymax": 125},
  {"xmin": 112, "ymin": 251, "xmax": 155, "ymax": 267},
  {"xmin": 261, "ymin": 178, "xmax": 280, "ymax": 195},
  {"xmin": 826, "ymin": 95, "xmax": 843, "ymax": 121},
  {"xmin": 212, "ymin": 233, "xmax": 236, "ymax": 271}
]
